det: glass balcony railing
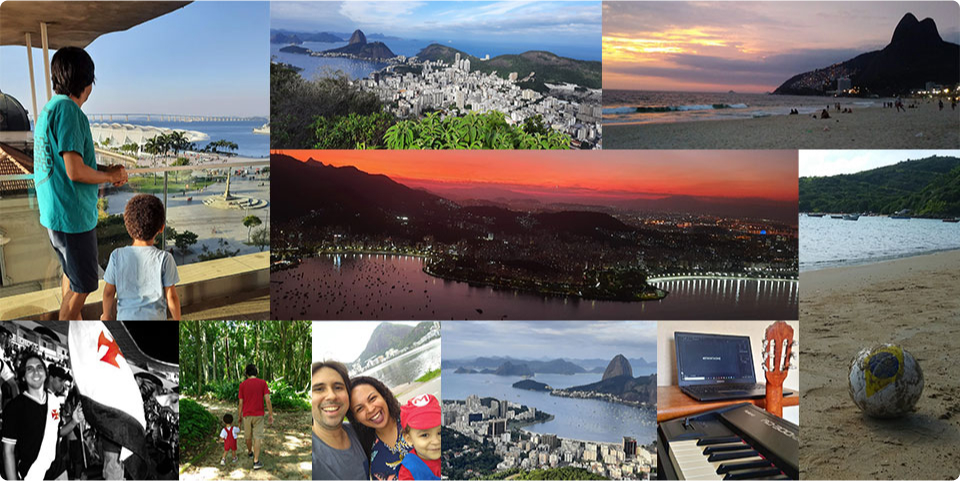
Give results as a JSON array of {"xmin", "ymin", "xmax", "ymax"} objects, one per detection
[{"xmin": 0, "ymin": 158, "xmax": 270, "ymax": 320}]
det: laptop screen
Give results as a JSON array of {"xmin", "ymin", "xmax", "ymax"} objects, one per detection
[{"xmin": 675, "ymin": 332, "xmax": 756, "ymax": 385}]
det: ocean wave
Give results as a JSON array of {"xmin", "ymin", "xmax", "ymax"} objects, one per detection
[
  {"xmin": 604, "ymin": 103, "xmax": 750, "ymax": 115},
  {"xmin": 602, "ymin": 106, "xmax": 640, "ymax": 114}
]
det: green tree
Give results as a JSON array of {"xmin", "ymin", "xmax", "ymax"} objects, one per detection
[
  {"xmin": 384, "ymin": 111, "xmax": 570, "ymax": 150},
  {"xmin": 251, "ymin": 226, "xmax": 269, "ymax": 252},
  {"xmin": 97, "ymin": 197, "xmax": 109, "ymax": 220},
  {"xmin": 174, "ymin": 230, "xmax": 198, "ymax": 263},
  {"xmin": 171, "ymin": 157, "xmax": 190, "ymax": 182},
  {"xmin": 243, "ymin": 215, "xmax": 262, "ymax": 242}
]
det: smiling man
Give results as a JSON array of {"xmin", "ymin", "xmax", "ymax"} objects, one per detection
[{"xmin": 311, "ymin": 361, "xmax": 369, "ymax": 481}]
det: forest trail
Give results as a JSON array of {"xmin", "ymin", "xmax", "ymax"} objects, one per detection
[{"xmin": 180, "ymin": 398, "xmax": 311, "ymax": 481}]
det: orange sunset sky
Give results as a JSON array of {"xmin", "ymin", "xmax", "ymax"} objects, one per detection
[{"xmin": 274, "ymin": 150, "xmax": 798, "ymax": 202}]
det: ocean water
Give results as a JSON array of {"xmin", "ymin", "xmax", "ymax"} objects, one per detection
[
  {"xmin": 109, "ymin": 119, "xmax": 269, "ymax": 158},
  {"xmin": 603, "ymin": 90, "xmax": 896, "ymax": 125},
  {"xmin": 271, "ymin": 37, "xmax": 599, "ymax": 81},
  {"xmin": 443, "ymin": 370, "xmax": 656, "ymax": 444},
  {"xmin": 271, "ymin": 254, "xmax": 798, "ymax": 320},
  {"xmin": 357, "ymin": 339, "xmax": 440, "ymax": 389},
  {"xmin": 800, "ymin": 215, "xmax": 960, "ymax": 272}
]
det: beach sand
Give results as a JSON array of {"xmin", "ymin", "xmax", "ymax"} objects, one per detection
[
  {"xmin": 800, "ymin": 250, "xmax": 960, "ymax": 480},
  {"xmin": 605, "ymin": 105, "xmax": 960, "ymax": 149}
]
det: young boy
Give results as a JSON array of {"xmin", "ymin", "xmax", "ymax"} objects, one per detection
[
  {"xmin": 220, "ymin": 414, "xmax": 240, "ymax": 465},
  {"xmin": 33, "ymin": 46, "xmax": 127, "ymax": 320},
  {"xmin": 398, "ymin": 394, "xmax": 441, "ymax": 480},
  {"xmin": 101, "ymin": 194, "xmax": 180, "ymax": 320}
]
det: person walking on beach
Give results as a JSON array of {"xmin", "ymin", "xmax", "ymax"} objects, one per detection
[
  {"xmin": 33, "ymin": 46, "xmax": 128, "ymax": 320},
  {"xmin": 895, "ymin": 97, "xmax": 904, "ymax": 112},
  {"xmin": 938, "ymin": 99, "xmax": 944, "ymax": 111},
  {"xmin": 239, "ymin": 363, "xmax": 273, "ymax": 470}
]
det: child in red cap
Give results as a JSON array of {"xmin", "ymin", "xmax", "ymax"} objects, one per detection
[{"xmin": 398, "ymin": 394, "xmax": 441, "ymax": 480}]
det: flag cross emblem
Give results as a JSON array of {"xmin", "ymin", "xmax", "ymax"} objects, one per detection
[
  {"xmin": 98, "ymin": 331, "xmax": 124, "ymax": 368},
  {"xmin": 52, "ymin": 409, "xmax": 59, "ymax": 420}
]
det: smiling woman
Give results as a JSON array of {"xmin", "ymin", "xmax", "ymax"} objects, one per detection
[{"xmin": 347, "ymin": 377, "xmax": 412, "ymax": 480}]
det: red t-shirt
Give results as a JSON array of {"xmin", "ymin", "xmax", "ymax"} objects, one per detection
[
  {"xmin": 398, "ymin": 450, "xmax": 441, "ymax": 480},
  {"xmin": 238, "ymin": 377, "xmax": 269, "ymax": 416}
]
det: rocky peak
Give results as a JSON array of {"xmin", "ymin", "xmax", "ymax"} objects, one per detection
[
  {"xmin": 348, "ymin": 29, "xmax": 367, "ymax": 45},
  {"xmin": 890, "ymin": 13, "xmax": 942, "ymax": 47},
  {"xmin": 602, "ymin": 354, "xmax": 633, "ymax": 380}
]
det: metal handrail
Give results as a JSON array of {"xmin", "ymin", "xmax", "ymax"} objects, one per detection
[{"xmin": 0, "ymin": 160, "xmax": 270, "ymax": 181}]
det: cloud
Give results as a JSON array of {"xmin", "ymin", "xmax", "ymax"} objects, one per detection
[
  {"xmin": 606, "ymin": 47, "xmax": 866, "ymax": 90},
  {"xmin": 272, "ymin": 1, "xmax": 600, "ymax": 44},
  {"xmin": 443, "ymin": 321, "xmax": 657, "ymax": 360}
]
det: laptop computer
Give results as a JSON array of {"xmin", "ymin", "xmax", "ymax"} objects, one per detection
[{"xmin": 675, "ymin": 331, "xmax": 794, "ymax": 402}]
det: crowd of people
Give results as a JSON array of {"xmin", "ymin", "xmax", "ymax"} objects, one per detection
[{"xmin": 0, "ymin": 326, "xmax": 179, "ymax": 480}]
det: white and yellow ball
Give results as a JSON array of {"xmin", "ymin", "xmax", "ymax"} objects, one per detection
[{"xmin": 848, "ymin": 344, "xmax": 923, "ymax": 418}]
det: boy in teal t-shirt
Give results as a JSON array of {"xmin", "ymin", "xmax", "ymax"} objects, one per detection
[{"xmin": 33, "ymin": 46, "xmax": 127, "ymax": 320}]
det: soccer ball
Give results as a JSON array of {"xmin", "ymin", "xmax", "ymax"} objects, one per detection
[{"xmin": 848, "ymin": 344, "xmax": 923, "ymax": 418}]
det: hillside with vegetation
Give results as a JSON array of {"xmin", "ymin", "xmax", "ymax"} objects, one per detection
[
  {"xmin": 415, "ymin": 44, "xmax": 601, "ymax": 91},
  {"xmin": 799, "ymin": 155, "xmax": 960, "ymax": 217}
]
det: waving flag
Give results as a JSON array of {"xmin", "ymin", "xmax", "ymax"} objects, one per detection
[{"xmin": 68, "ymin": 321, "xmax": 148, "ymax": 479}]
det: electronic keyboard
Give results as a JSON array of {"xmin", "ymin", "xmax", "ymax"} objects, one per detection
[{"xmin": 657, "ymin": 403, "xmax": 799, "ymax": 480}]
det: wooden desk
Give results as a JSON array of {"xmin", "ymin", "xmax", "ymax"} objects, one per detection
[{"xmin": 657, "ymin": 385, "xmax": 799, "ymax": 423}]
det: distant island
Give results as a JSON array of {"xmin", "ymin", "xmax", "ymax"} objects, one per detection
[
  {"xmin": 799, "ymin": 155, "xmax": 960, "ymax": 217},
  {"xmin": 775, "ymin": 13, "xmax": 959, "ymax": 96},
  {"xmin": 322, "ymin": 30, "xmax": 396, "ymax": 60},
  {"xmin": 454, "ymin": 355, "xmax": 660, "ymax": 407},
  {"xmin": 270, "ymin": 29, "xmax": 343, "ymax": 44},
  {"xmin": 552, "ymin": 355, "xmax": 657, "ymax": 406},
  {"xmin": 512, "ymin": 379, "xmax": 551, "ymax": 391}
]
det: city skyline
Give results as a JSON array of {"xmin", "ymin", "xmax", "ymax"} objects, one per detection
[
  {"xmin": 276, "ymin": 150, "xmax": 799, "ymax": 203},
  {"xmin": 1, "ymin": 2, "xmax": 269, "ymax": 117},
  {"xmin": 603, "ymin": 1, "xmax": 960, "ymax": 92},
  {"xmin": 271, "ymin": 1, "xmax": 601, "ymax": 60},
  {"xmin": 442, "ymin": 321, "xmax": 657, "ymax": 360}
]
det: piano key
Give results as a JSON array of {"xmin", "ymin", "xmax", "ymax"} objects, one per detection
[
  {"xmin": 707, "ymin": 449, "xmax": 759, "ymax": 462},
  {"xmin": 723, "ymin": 467, "xmax": 785, "ymax": 480},
  {"xmin": 670, "ymin": 440, "xmax": 767, "ymax": 480},
  {"xmin": 716, "ymin": 459, "xmax": 775, "ymax": 474},
  {"xmin": 698, "ymin": 436, "xmax": 742, "ymax": 446},
  {"xmin": 703, "ymin": 443, "xmax": 749, "ymax": 454}
]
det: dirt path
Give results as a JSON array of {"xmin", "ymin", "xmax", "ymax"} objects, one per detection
[{"xmin": 180, "ymin": 398, "xmax": 311, "ymax": 481}]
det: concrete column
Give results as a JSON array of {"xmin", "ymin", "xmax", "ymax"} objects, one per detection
[
  {"xmin": 40, "ymin": 22, "xmax": 52, "ymax": 102},
  {"xmin": 25, "ymin": 33, "xmax": 38, "ymax": 125}
]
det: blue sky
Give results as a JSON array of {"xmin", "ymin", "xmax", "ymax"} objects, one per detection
[
  {"xmin": 271, "ymin": 1, "xmax": 602, "ymax": 59},
  {"xmin": 442, "ymin": 321, "xmax": 657, "ymax": 361},
  {"xmin": 1, "ymin": 2, "xmax": 269, "ymax": 118},
  {"xmin": 800, "ymin": 150, "xmax": 960, "ymax": 177}
]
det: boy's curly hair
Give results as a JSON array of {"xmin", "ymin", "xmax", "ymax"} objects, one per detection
[
  {"xmin": 124, "ymin": 194, "xmax": 165, "ymax": 241},
  {"xmin": 223, "ymin": 413, "xmax": 233, "ymax": 424}
]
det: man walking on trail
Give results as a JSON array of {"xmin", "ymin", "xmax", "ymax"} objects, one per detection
[{"xmin": 239, "ymin": 363, "xmax": 273, "ymax": 470}]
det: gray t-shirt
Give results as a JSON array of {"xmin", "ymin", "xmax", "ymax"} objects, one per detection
[{"xmin": 313, "ymin": 423, "xmax": 370, "ymax": 480}]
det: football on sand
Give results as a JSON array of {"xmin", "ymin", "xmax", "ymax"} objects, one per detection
[{"xmin": 848, "ymin": 344, "xmax": 923, "ymax": 418}]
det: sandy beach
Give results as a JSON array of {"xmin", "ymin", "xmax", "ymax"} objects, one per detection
[
  {"xmin": 605, "ymin": 105, "xmax": 959, "ymax": 149},
  {"xmin": 799, "ymin": 250, "xmax": 960, "ymax": 480}
]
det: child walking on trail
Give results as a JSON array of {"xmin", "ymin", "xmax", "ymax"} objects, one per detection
[{"xmin": 220, "ymin": 413, "xmax": 240, "ymax": 465}]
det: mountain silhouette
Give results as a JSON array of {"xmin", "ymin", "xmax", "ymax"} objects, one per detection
[{"xmin": 775, "ymin": 13, "xmax": 959, "ymax": 96}]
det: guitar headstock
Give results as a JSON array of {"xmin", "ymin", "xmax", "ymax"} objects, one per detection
[{"xmin": 762, "ymin": 321, "xmax": 797, "ymax": 386}]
